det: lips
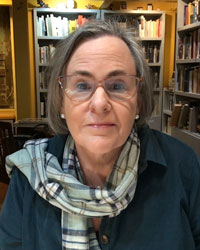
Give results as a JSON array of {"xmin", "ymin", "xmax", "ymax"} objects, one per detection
[{"xmin": 88, "ymin": 123, "xmax": 115, "ymax": 128}]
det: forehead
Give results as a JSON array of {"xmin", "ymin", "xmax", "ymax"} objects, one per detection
[{"xmin": 66, "ymin": 35, "xmax": 136, "ymax": 75}]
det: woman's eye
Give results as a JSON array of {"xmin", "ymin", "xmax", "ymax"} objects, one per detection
[
  {"xmin": 76, "ymin": 82, "xmax": 92, "ymax": 91},
  {"xmin": 108, "ymin": 82, "xmax": 126, "ymax": 92}
]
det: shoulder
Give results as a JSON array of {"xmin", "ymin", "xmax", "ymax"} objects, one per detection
[
  {"xmin": 138, "ymin": 126, "xmax": 200, "ymax": 181},
  {"xmin": 139, "ymin": 127, "xmax": 200, "ymax": 192},
  {"xmin": 139, "ymin": 126, "xmax": 199, "ymax": 162}
]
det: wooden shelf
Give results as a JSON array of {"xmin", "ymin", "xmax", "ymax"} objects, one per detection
[
  {"xmin": 148, "ymin": 63, "xmax": 161, "ymax": 67},
  {"xmin": 163, "ymin": 109, "xmax": 172, "ymax": 116},
  {"xmin": 176, "ymin": 59, "xmax": 200, "ymax": 64},
  {"xmin": 39, "ymin": 89, "xmax": 48, "ymax": 93},
  {"xmin": 177, "ymin": 22, "xmax": 200, "ymax": 33},
  {"xmin": 39, "ymin": 63, "xmax": 48, "ymax": 67},
  {"xmin": 153, "ymin": 88, "xmax": 161, "ymax": 92},
  {"xmin": 175, "ymin": 91, "xmax": 200, "ymax": 99},
  {"xmin": 0, "ymin": 109, "xmax": 15, "ymax": 119},
  {"xmin": 35, "ymin": 8, "xmax": 100, "ymax": 14},
  {"xmin": 38, "ymin": 36, "xmax": 64, "ymax": 40},
  {"xmin": 141, "ymin": 37, "xmax": 162, "ymax": 41}
]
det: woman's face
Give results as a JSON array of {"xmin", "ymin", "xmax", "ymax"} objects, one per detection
[{"xmin": 61, "ymin": 35, "xmax": 140, "ymax": 155}]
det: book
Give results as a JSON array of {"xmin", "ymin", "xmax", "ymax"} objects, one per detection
[
  {"xmin": 138, "ymin": 15, "xmax": 161, "ymax": 38},
  {"xmin": 184, "ymin": 1, "xmax": 199, "ymax": 25},
  {"xmin": 170, "ymin": 104, "xmax": 182, "ymax": 127},
  {"xmin": 197, "ymin": 28, "xmax": 200, "ymax": 58},
  {"xmin": 178, "ymin": 38, "xmax": 184, "ymax": 59},
  {"xmin": 183, "ymin": 67, "xmax": 190, "ymax": 92},
  {"xmin": 184, "ymin": 5, "xmax": 188, "ymax": 26},
  {"xmin": 188, "ymin": 106, "xmax": 198, "ymax": 132},
  {"xmin": 197, "ymin": 67, "xmax": 200, "ymax": 93},
  {"xmin": 193, "ymin": 67, "xmax": 198, "ymax": 93},
  {"xmin": 0, "ymin": 68, "xmax": 6, "ymax": 76},
  {"xmin": 192, "ymin": 29, "xmax": 198, "ymax": 59},
  {"xmin": 177, "ymin": 66, "xmax": 184, "ymax": 91},
  {"xmin": 178, "ymin": 104, "xmax": 190, "ymax": 129},
  {"xmin": 188, "ymin": 68, "xmax": 193, "ymax": 92},
  {"xmin": 185, "ymin": 34, "xmax": 192, "ymax": 59},
  {"xmin": 153, "ymin": 45, "xmax": 159, "ymax": 63},
  {"xmin": 0, "ymin": 54, "xmax": 5, "ymax": 60}
]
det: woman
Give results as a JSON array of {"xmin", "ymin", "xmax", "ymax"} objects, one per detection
[{"xmin": 0, "ymin": 20, "xmax": 199, "ymax": 250}]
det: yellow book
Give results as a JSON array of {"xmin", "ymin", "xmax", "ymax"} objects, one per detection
[{"xmin": 69, "ymin": 20, "xmax": 77, "ymax": 34}]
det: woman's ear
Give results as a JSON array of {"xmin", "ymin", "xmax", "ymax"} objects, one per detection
[{"xmin": 60, "ymin": 105, "xmax": 65, "ymax": 119}]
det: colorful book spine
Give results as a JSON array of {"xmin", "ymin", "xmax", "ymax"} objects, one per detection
[
  {"xmin": 184, "ymin": 0, "xmax": 200, "ymax": 26},
  {"xmin": 37, "ymin": 14, "xmax": 89, "ymax": 37},
  {"xmin": 138, "ymin": 16, "xmax": 162, "ymax": 38},
  {"xmin": 177, "ymin": 28, "xmax": 200, "ymax": 60},
  {"xmin": 177, "ymin": 65, "xmax": 200, "ymax": 94}
]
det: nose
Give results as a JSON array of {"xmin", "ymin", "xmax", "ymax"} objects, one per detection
[{"xmin": 89, "ymin": 86, "xmax": 111, "ymax": 113}]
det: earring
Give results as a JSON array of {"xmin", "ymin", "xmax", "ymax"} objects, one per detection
[
  {"xmin": 60, "ymin": 113, "xmax": 65, "ymax": 119},
  {"xmin": 135, "ymin": 114, "xmax": 139, "ymax": 120}
]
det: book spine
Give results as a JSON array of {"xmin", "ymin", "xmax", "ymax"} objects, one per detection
[{"xmin": 184, "ymin": 1, "xmax": 200, "ymax": 25}]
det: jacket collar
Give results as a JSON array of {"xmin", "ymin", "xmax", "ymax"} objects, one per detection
[{"xmin": 138, "ymin": 126, "xmax": 167, "ymax": 175}]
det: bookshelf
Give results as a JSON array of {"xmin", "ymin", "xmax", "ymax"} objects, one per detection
[
  {"xmin": 33, "ymin": 8, "xmax": 100, "ymax": 118},
  {"xmin": 172, "ymin": 0, "xmax": 200, "ymax": 156},
  {"xmin": 101, "ymin": 10, "xmax": 166, "ymax": 131},
  {"xmin": 162, "ymin": 88, "xmax": 175, "ymax": 134}
]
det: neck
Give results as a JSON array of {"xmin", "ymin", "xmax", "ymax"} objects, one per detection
[{"xmin": 75, "ymin": 145, "xmax": 122, "ymax": 188}]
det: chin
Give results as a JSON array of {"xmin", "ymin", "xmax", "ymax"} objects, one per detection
[{"xmin": 83, "ymin": 138, "xmax": 123, "ymax": 154}]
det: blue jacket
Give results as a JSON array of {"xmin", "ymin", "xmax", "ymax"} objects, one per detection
[{"xmin": 0, "ymin": 127, "xmax": 200, "ymax": 250}]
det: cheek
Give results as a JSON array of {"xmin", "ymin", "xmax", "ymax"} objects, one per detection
[
  {"xmin": 127, "ymin": 96, "xmax": 139, "ymax": 117},
  {"xmin": 62, "ymin": 98, "xmax": 86, "ymax": 132},
  {"xmin": 62, "ymin": 99, "xmax": 74, "ymax": 125},
  {"xmin": 117, "ymin": 101, "xmax": 138, "ymax": 132}
]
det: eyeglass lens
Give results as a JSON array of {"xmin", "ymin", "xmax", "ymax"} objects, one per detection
[{"xmin": 59, "ymin": 74, "xmax": 139, "ymax": 101}]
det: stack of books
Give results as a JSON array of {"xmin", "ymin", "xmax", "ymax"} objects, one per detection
[
  {"xmin": 138, "ymin": 15, "xmax": 162, "ymax": 38},
  {"xmin": 184, "ymin": 0, "xmax": 200, "ymax": 26},
  {"xmin": 37, "ymin": 14, "xmax": 88, "ymax": 37},
  {"xmin": 177, "ymin": 66, "xmax": 200, "ymax": 94},
  {"xmin": 170, "ymin": 102, "xmax": 200, "ymax": 133},
  {"xmin": 177, "ymin": 29, "xmax": 200, "ymax": 60}
]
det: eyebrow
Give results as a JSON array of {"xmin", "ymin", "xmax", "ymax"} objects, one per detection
[{"xmin": 70, "ymin": 70, "xmax": 128, "ymax": 78}]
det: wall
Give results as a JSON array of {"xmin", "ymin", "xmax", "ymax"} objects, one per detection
[
  {"xmin": 28, "ymin": 0, "xmax": 104, "ymax": 9},
  {"xmin": 28, "ymin": 10, "xmax": 36, "ymax": 118},
  {"xmin": 0, "ymin": 0, "xmax": 11, "ymax": 5}
]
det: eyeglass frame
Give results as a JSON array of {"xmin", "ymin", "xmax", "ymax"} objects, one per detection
[{"xmin": 57, "ymin": 73, "xmax": 143, "ymax": 102}]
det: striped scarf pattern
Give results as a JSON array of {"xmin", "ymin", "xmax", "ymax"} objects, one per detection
[{"xmin": 6, "ymin": 130, "xmax": 140, "ymax": 250}]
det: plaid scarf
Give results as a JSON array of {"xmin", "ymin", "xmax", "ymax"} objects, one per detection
[{"xmin": 6, "ymin": 129, "xmax": 140, "ymax": 250}]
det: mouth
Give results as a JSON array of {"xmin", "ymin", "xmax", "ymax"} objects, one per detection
[{"xmin": 88, "ymin": 123, "xmax": 116, "ymax": 128}]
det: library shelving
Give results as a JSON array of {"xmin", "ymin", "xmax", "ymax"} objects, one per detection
[
  {"xmin": 33, "ymin": 8, "xmax": 100, "ymax": 118},
  {"xmin": 101, "ymin": 10, "xmax": 166, "ymax": 131},
  {"xmin": 162, "ymin": 88, "xmax": 175, "ymax": 134},
  {"xmin": 172, "ymin": 0, "xmax": 200, "ymax": 156}
]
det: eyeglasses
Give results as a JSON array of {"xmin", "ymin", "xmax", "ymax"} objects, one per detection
[{"xmin": 58, "ymin": 73, "xmax": 142, "ymax": 102}]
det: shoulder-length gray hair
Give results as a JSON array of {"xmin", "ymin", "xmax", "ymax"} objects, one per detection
[{"xmin": 47, "ymin": 19, "xmax": 154, "ymax": 134}]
